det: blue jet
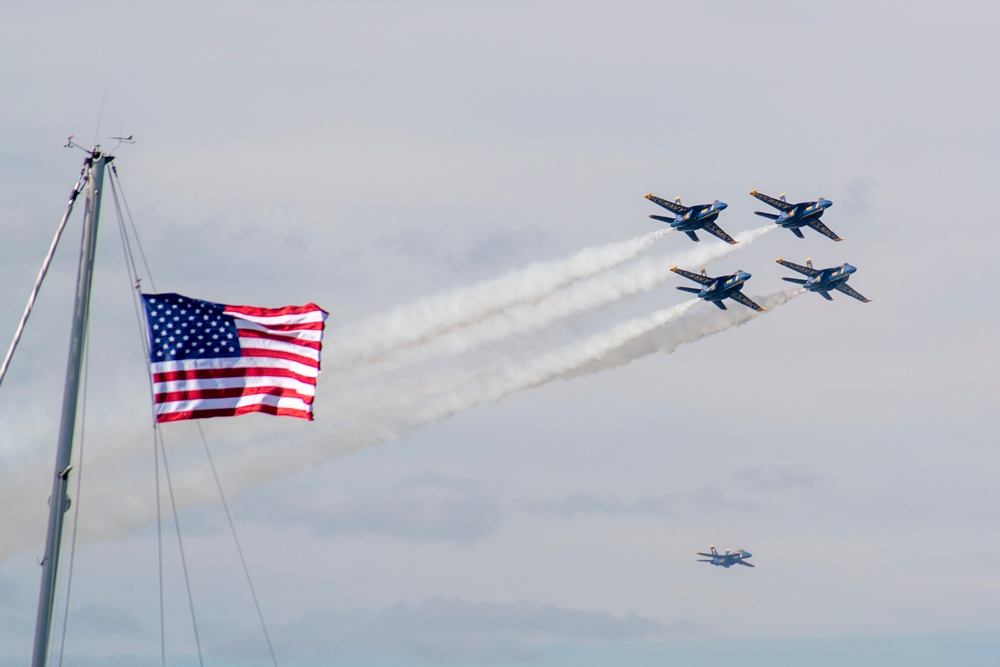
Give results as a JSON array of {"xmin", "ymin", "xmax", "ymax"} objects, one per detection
[
  {"xmin": 645, "ymin": 193, "xmax": 739, "ymax": 244},
  {"xmin": 696, "ymin": 545, "xmax": 754, "ymax": 568},
  {"xmin": 671, "ymin": 266, "xmax": 765, "ymax": 312},
  {"xmin": 776, "ymin": 258, "xmax": 872, "ymax": 303},
  {"xmin": 749, "ymin": 190, "xmax": 844, "ymax": 241}
]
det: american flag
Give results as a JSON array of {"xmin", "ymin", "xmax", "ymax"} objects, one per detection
[{"xmin": 141, "ymin": 293, "xmax": 327, "ymax": 423}]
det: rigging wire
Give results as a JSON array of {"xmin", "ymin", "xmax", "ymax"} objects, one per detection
[
  {"xmin": 197, "ymin": 422, "xmax": 280, "ymax": 667},
  {"xmin": 109, "ymin": 165, "xmax": 167, "ymax": 667},
  {"xmin": 109, "ymin": 164, "xmax": 156, "ymax": 292},
  {"xmin": 158, "ymin": 430, "xmax": 206, "ymax": 667},
  {"xmin": 0, "ymin": 164, "xmax": 89, "ymax": 389},
  {"xmin": 155, "ymin": 429, "xmax": 166, "ymax": 667}
]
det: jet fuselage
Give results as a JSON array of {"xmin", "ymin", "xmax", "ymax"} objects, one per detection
[
  {"xmin": 804, "ymin": 263, "xmax": 856, "ymax": 293},
  {"xmin": 671, "ymin": 201, "xmax": 727, "ymax": 232},
  {"xmin": 699, "ymin": 271, "xmax": 751, "ymax": 303},
  {"xmin": 775, "ymin": 198, "xmax": 832, "ymax": 229}
]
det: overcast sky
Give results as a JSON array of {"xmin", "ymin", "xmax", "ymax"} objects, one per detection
[{"xmin": 2, "ymin": 1, "xmax": 1000, "ymax": 665}]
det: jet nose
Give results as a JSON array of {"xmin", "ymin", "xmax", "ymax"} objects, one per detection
[
  {"xmin": 738, "ymin": 271, "xmax": 751, "ymax": 281},
  {"xmin": 844, "ymin": 263, "xmax": 857, "ymax": 274},
  {"xmin": 715, "ymin": 201, "xmax": 728, "ymax": 210},
  {"xmin": 819, "ymin": 198, "xmax": 833, "ymax": 208}
]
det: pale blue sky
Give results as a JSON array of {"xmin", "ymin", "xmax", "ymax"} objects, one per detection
[{"xmin": 2, "ymin": 1, "xmax": 999, "ymax": 665}]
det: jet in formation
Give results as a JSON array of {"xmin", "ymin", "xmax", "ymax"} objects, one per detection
[
  {"xmin": 695, "ymin": 545, "xmax": 754, "ymax": 568},
  {"xmin": 671, "ymin": 267, "xmax": 765, "ymax": 312},
  {"xmin": 776, "ymin": 258, "xmax": 872, "ymax": 303},
  {"xmin": 749, "ymin": 190, "xmax": 844, "ymax": 242},
  {"xmin": 645, "ymin": 193, "xmax": 739, "ymax": 244}
]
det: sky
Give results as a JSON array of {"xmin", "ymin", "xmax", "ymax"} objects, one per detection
[{"xmin": 2, "ymin": 1, "xmax": 1000, "ymax": 665}]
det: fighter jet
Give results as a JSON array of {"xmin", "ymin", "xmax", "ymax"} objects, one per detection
[
  {"xmin": 776, "ymin": 258, "xmax": 872, "ymax": 303},
  {"xmin": 671, "ymin": 266, "xmax": 765, "ymax": 312},
  {"xmin": 749, "ymin": 190, "xmax": 843, "ymax": 241},
  {"xmin": 645, "ymin": 193, "xmax": 739, "ymax": 244},
  {"xmin": 696, "ymin": 545, "xmax": 754, "ymax": 568}
]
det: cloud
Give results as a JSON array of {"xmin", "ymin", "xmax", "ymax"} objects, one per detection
[
  {"xmin": 70, "ymin": 603, "xmax": 145, "ymax": 637},
  {"xmin": 729, "ymin": 465, "xmax": 824, "ymax": 494},
  {"xmin": 839, "ymin": 177, "xmax": 874, "ymax": 218},
  {"xmin": 215, "ymin": 597, "xmax": 671, "ymax": 663},
  {"xmin": 245, "ymin": 471, "xmax": 503, "ymax": 544}
]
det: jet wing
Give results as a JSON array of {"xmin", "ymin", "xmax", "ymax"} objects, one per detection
[
  {"xmin": 645, "ymin": 193, "xmax": 689, "ymax": 214},
  {"xmin": 729, "ymin": 291, "xmax": 766, "ymax": 312},
  {"xmin": 701, "ymin": 221, "xmax": 739, "ymax": 245},
  {"xmin": 834, "ymin": 283, "xmax": 872, "ymax": 303},
  {"xmin": 806, "ymin": 219, "xmax": 845, "ymax": 242},
  {"xmin": 776, "ymin": 258, "xmax": 820, "ymax": 277},
  {"xmin": 749, "ymin": 190, "xmax": 794, "ymax": 212},
  {"xmin": 670, "ymin": 266, "xmax": 714, "ymax": 285}
]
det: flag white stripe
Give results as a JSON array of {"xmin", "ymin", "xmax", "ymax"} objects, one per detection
[
  {"xmin": 154, "ymin": 375, "xmax": 316, "ymax": 396},
  {"xmin": 237, "ymin": 335, "xmax": 322, "ymax": 362},
  {"xmin": 151, "ymin": 356, "xmax": 320, "ymax": 378}
]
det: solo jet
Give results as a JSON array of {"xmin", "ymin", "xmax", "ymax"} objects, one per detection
[
  {"xmin": 749, "ymin": 190, "xmax": 843, "ymax": 241},
  {"xmin": 671, "ymin": 266, "xmax": 765, "ymax": 312},
  {"xmin": 696, "ymin": 545, "xmax": 754, "ymax": 568},
  {"xmin": 776, "ymin": 258, "xmax": 872, "ymax": 303},
  {"xmin": 645, "ymin": 193, "xmax": 738, "ymax": 244}
]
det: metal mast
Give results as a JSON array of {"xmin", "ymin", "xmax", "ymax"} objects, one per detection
[{"xmin": 31, "ymin": 148, "xmax": 112, "ymax": 667}]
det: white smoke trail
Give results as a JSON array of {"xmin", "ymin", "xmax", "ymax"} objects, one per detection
[
  {"xmin": 343, "ymin": 225, "xmax": 776, "ymax": 376},
  {"xmin": 326, "ymin": 228, "xmax": 671, "ymax": 369},
  {"xmin": 567, "ymin": 288, "xmax": 805, "ymax": 379},
  {"xmin": 403, "ymin": 289, "xmax": 803, "ymax": 429}
]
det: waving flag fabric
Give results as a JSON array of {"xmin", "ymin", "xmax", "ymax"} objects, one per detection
[{"xmin": 141, "ymin": 293, "xmax": 327, "ymax": 423}]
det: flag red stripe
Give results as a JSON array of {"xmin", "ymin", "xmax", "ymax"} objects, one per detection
[
  {"xmin": 156, "ymin": 403, "xmax": 314, "ymax": 423},
  {"xmin": 225, "ymin": 303, "xmax": 327, "ymax": 318},
  {"xmin": 236, "ymin": 320, "xmax": 325, "ymax": 332},
  {"xmin": 153, "ymin": 366, "xmax": 315, "ymax": 384},
  {"xmin": 241, "ymin": 347, "xmax": 319, "ymax": 369}
]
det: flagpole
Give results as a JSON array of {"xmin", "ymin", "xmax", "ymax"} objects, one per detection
[{"xmin": 31, "ymin": 148, "xmax": 111, "ymax": 667}]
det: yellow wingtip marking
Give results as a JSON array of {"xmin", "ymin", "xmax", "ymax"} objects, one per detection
[
  {"xmin": 749, "ymin": 189, "xmax": 757, "ymax": 195},
  {"xmin": 775, "ymin": 257, "xmax": 783, "ymax": 263},
  {"xmin": 669, "ymin": 266, "xmax": 679, "ymax": 271},
  {"xmin": 644, "ymin": 192, "xmax": 652, "ymax": 198}
]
